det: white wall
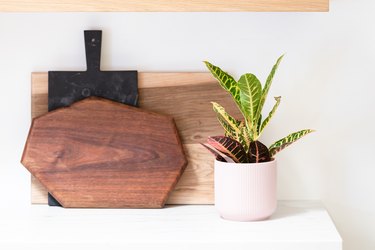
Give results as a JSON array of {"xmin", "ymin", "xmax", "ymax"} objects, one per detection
[{"xmin": 1, "ymin": 0, "xmax": 374, "ymax": 249}]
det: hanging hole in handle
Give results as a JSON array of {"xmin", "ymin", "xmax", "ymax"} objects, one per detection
[{"xmin": 91, "ymin": 38, "xmax": 97, "ymax": 47}]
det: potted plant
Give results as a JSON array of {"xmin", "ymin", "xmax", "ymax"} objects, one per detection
[{"xmin": 202, "ymin": 55, "xmax": 313, "ymax": 221}]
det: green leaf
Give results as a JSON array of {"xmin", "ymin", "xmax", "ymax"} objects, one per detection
[
  {"xmin": 269, "ymin": 129, "xmax": 314, "ymax": 157},
  {"xmin": 211, "ymin": 102, "xmax": 241, "ymax": 137},
  {"xmin": 204, "ymin": 61, "xmax": 242, "ymax": 109},
  {"xmin": 256, "ymin": 113, "xmax": 262, "ymax": 135},
  {"xmin": 254, "ymin": 55, "xmax": 284, "ymax": 127},
  {"xmin": 238, "ymin": 123, "xmax": 251, "ymax": 152},
  {"xmin": 238, "ymin": 73, "xmax": 262, "ymax": 133},
  {"xmin": 207, "ymin": 136, "xmax": 249, "ymax": 163},
  {"xmin": 258, "ymin": 96, "xmax": 281, "ymax": 137}
]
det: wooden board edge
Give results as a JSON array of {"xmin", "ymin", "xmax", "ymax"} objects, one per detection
[{"xmin": 0, "ymin": 0, "xmax": 329, "ymax": 12}]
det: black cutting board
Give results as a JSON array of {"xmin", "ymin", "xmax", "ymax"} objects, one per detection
[{"xmin": 47, "ymin": 30, "xmax": 139, "ymax": 206}]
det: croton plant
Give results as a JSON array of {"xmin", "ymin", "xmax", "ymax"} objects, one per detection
[{"xmin": 202, "ymin": 55, "xmax": 314, "ymax": 163}]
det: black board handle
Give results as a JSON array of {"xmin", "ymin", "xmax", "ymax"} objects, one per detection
[{"xmin": 84, "ymin": 30, "xmax": 102, "ymax": 72}]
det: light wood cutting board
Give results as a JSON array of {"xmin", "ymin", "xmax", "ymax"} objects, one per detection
[{"xmin": 30, "ymin": 72, "xmax": 242, "ymax": 204}]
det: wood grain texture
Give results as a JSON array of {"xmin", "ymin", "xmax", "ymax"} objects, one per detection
[
  {"xmin": 31, "ymin": 144, "xmax": 214, "ymax": 204},
  {"xmin": 23, "ymin": 97, "xmax": 187, "ymax": 208},
  {"xmin": 167, "ymin": 144, "xmax": 214, "ymax": 204},
  {"xmin": 138, "ymin": 83, "xmax": 242, "ymax": 144},
  {"xmin": 31, "ymin": 72, "xmax": 236, "ymax": 204},
  {"xmin": 0, "ymin": 0, "xmax": 329, "ymax": 12}
]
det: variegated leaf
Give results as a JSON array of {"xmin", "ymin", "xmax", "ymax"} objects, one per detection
[
  {"xmin": 254, "ymin": 55, "xmax": 284, "ymax": 126},
  {"xmin": 256, "ymin": 113, "xmax": 262, "ymax": 135},
  {"xmin": 258, "ymin": 96, "xmax": 281, "ymax": 137},
  {"xmin": 269, "ymin": 129, "xmax": 314, "ymax": 157},
  {"xmin": 207, "ymin": 136, "xmax": 249, "ymax": 163},
  {"xmin": 239, "ymin": 124, "xmax": 251, "ymax": 152},
  {"xmin": 200, "ymin": 143, "xmax": 233, "ymax": 163},
  {"xmin": 204, "ymin": 61, "xmax": 242, "ymax": 109},
  {"xmin": 248, "ymin": 141, "xmax": 271, "ymax": 163},
  {"xmin": 225, "ymin": 125, "xmax": 249, "ymax": 153},
  {"xmin": 211, "ymin": 102, "xmax": 241, "ymax": 138},
  {"xmin": 238, "ymin": 73, "xmax": 262, "ymax": 133}
]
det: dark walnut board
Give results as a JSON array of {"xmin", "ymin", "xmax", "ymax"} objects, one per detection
[
  {"xmin": 30, "ymin": 72, "xmax": 242, "ymax": 205},
  {"xmin": 23, "ymin": 97, "xmax": 186, "ymax": 208}
]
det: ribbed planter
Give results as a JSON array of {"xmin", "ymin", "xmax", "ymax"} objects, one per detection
[{"xmin": 214, "ymin": 159, "xmax": 277, "ymax": 221}]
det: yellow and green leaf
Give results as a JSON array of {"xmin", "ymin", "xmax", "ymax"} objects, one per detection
[
  {"xmin": 269, "ymin": 129, "xmax": 314, "ymax": 157},
  {"xmin": 211, "ymin": 102, "xmax": 241, "ymax": 138},
  {"xmin": 204, "ymin": 61, "xmax": 242, "ymax": 110},
  {"xmin": 238, "ymin": 124, "xmax": 251, "ymax": 152},
  {"xmin": 256, "ymin": 114, "xmax": 262, "ymax": 135},
  {"xmin": 254, "ymin": 55, "xmax": 284, "ymax": 127},
  {"xmin": 238, "ymin": 73, "xmax": 262, "ymax": 134},
  {"xmin": 258, "ymin": 96, "xmax": 281, "ymax": 138}
]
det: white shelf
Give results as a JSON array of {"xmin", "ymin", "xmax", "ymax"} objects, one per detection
[{"xmin": 0, "ymin": 201, "xmax": 341, "ymax": 250}]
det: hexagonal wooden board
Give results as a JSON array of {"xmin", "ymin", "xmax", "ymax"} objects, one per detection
[{"xmin": 21, "ymin": 97, "xmax": 187, "ymax": 208}]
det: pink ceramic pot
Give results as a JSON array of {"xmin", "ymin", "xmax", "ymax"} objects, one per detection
[{"xmin": 214, "ymin": 159, "xmax": 277, "ymax": 221}]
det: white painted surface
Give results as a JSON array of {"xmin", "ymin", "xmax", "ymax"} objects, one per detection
[
  {"xmin": 0, "ymin": 0, "xmax": 374, "ymax": 249},
  {"xmin": 0, "ymin": 202, "xmax": 341, "ymax": 250}
]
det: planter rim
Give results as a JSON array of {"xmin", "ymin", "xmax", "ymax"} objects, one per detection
[{"xmin": 214, "ymin": 158, "xmax": 276, "ymax": 167}]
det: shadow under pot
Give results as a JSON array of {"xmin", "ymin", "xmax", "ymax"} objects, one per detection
[{"xmin": 214, "ymin": 159, "xmax": 277, "ymax": 221}]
